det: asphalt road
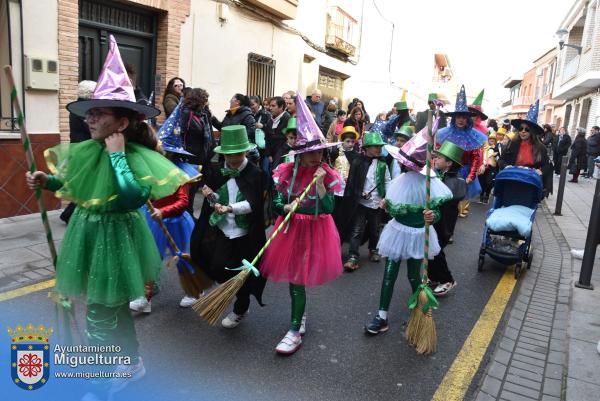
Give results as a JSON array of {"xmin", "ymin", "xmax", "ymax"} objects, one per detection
[{"xmin": 1, "ymin": 201, "xmax": 511, "ymax": 401}]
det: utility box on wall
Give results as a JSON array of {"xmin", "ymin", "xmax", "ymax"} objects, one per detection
[{"xmin": 24, "ymin": 55, "xmax": 59, "ymax": 91}]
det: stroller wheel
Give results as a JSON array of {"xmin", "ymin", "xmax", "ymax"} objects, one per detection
[
  {"xmin": 477, "ymin": 254, "xmax": 485, "ymax": 272},
  {"xmin": 514, "ymin": 263, "xmax": 522, "ymax": 279},
  {"xmin": 527, "ymin": 248, "xmax": 533, "ymax": 269}
]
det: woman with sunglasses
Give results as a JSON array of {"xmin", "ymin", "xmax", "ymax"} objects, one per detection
[{"xmin": 499, "ymin": 102, "xmax": 553, "ymax": 194}]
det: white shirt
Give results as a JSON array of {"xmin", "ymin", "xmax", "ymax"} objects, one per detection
[
  {"xmin": 359, "ymin": 159, "xmax": 390, "ymax": 209},
  {"xmin": 215, "ymin": 159, "xmax": 252, "ymax": 239}
]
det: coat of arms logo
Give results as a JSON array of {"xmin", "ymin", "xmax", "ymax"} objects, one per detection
[{"xmin": 8, "ymin": 324, "xmax": 53, "ymax": 390}]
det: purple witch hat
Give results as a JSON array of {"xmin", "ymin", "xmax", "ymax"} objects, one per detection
[
  {"xmin": 67, "ymin": 35, "xmax": 160, "ymax": 118},
  {"xmin": 385, "ymin": 118, "xmax": 440, "ymax": 176},
  {"xmin": 511, "ymin": 100, "xmax": 544, "ymax": 136},
  {"xmin": 288, "ymin": 91, "xmax": 340, "ymax": 156}
]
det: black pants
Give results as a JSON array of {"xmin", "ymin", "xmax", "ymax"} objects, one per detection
[
  {"xmin": 428, "ymin": 249, "xmax": 454, "ymax": 284},
  {"xmin": 349, "ymin": 204, "xmax": 381, "ymax": 257},
  {"xmin": 479, "ymin": 167, "xmax": 497, "ymax": 198}
]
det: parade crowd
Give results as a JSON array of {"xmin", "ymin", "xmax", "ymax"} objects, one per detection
[{"xmin": 22, "ymin": 36, "xmax": 600, "ymax": 398}]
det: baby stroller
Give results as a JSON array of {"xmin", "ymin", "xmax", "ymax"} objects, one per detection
[{"xmin": 478, "ymin": 166, "xmax": 544, "ymax": 278}]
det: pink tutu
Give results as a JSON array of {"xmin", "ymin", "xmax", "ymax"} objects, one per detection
[{"xmin": 260, "ymin": 213, "xmax": 343, "ymax": 286}]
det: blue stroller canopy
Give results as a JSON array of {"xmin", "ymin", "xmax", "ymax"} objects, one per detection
[{"xmin": 494, "ymin": 166, "xmax": 544, "ymax": 208}]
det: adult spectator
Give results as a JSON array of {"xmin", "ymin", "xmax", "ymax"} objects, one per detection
[
  {"xmin": 285, "ymin": 95, "xmax": 297, "ymax": 117},
  {"xmin": 553, "ymin": 126, "xmax": 572, "ymax": 174},
  {"xmin": 282, "ymin": 90, "xmax": 294, "ymax": 104},
  {"xmin": 354, "ymin": 99, "xmax": 370, "ymax": 124},
  {"xmin": 568, "ymin": 128, "xmax": 587, "ymax": 183},
  {"xmin": 267, "ymin": 96, "xmax": 291, "ymax": 165},
  {"xmin": 322, "ymin": 102, "xmax": 338, "ymax": 135},
  {"xmin": 163, "ymin": 77, "xmax": 185, "ymax": 116},
  {"xmin": 250, "ymin": 95, "xmax": 273, "ymax": 173},
  {"xmin": 305, "ymin": 89, "xmax": 325, "ymax": 129},
  {"xmin": 541, "ymin": 124, "xmax": 554, "ymax": 158},
  {"xmin": 347, "ymin": 97, "xmax": 359, "ymax": 115},
  {"xmin": 585, "ymin": 126, "xmax": 600, "ymax": 178},
  {"xmin": 214, "ymin": 93, "xmax": 256, "ymax": 143},
  {"xmin": 124, "ymin": 63, "xmax": 148, "ymax": 104},
  {"xmin": 344, "ymin": 106, "xmax": 367, "ymax": 137},
  {"xmin": 487, "ymin": 119, "xmax": 498, "ymax": 132}
]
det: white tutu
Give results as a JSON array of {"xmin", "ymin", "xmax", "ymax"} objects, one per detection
[
  {"xmin": 387, "ymin": 171, "xmax": 452, "ymax": 205},
  {"xmin": 377, "ymin": 219, "xmax": 441, "ymax": 261}
]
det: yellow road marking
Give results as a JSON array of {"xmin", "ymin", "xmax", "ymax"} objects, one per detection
[
  {"xmin": 431, "ymin": 269, "xmax": 517, "ymax": 401},
  {"xmin": 0, "ymin": 279, "xmax": 55, "ymax": 302}
]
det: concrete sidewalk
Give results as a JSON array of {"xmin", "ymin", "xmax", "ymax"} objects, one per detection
[
  {"xmin": 474, "ymin": 174, "xmax": 600, "ymax": 401},
  {"xmin": 546, "ymin": 175, "xmax": 600, "ymax": 401}
]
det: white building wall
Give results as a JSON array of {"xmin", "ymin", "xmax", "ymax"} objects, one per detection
[{"xmin": 21, "ymin": 0, "xmax": 59, "ymax": 134}]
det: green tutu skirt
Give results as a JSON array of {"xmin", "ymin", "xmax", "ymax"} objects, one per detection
[{"xmin": 56, "ymin": 206, "xmax": 162, "ymax": 307}]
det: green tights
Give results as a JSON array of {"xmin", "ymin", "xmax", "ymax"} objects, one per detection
[
  {"xmin": 378, "ymin": 258, "xmax": 421, "ymax": 312},
  {"xmin": 289, "ymin": 284, "xmax": 306, "ymax": 332},
  {"xmin": 86, "ymin": 303, "xmax": 139, "ymax": 362}
]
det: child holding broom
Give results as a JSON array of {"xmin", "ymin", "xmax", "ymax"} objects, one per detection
[
  {"xmin": 129, "ymin": 100, "xmax": 209, "ymax": 313},
  {"xmin": 26, "ymin": 35, "xmax": 187, "ymax": 386},
  {"xmin": 189, "ymin": 125, "xmax": 267, "ymax": 329},
  {"xmin": 259, "ymin": 91, "xmax": 342, "ymax": 355},
  {"xmin": 364, "ymin": 125, "xmax": 452, "ymax": 335}
]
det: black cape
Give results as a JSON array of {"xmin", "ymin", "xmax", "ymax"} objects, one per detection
[{"xmin": 190, "ymin": 161, "xmax": 267, "ymax": 305}]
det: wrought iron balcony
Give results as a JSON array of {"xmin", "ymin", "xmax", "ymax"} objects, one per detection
[{"xmin": 325, "ymin": 6, "xmax": 357, "ymax": 57}]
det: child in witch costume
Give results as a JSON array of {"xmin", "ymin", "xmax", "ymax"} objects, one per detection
[
  {"xmin": 129, "ymin": 100, "xmax": 206, "ymax": 313},
  {"xmin": 428, "ymin": 141, "xmax": 467, "ymax": 296},
  {"xmin": 330, "ymin": 125, "xmax": 360, "ymax": 234},
  {"xmin": 26, "ymin": 35, "xmax": 187, "ymax": 384},
  {"xmin": 365, "ymin": 125, "xmax": 453, "ymax": 335},
  {"xmin": 479, "ymin": 133, "xmax": 498, "ymax": 204},
  {"xmin": 343, "ymin": 131, "xmax": 391, "ymax": 271},
  {"xmin": 273, "ymin": 117, "xmax": 298, "ymax": 166},
  {"xmin": 190, "ymin": 125, "xmax": 267, "ymax": 328},
  {"xmin": 436, "ymin": 86, "xmax": 484, "ymax": 218},
  {"xmin": 389, "ymin": 122, "xmax": 414, "ymax": 178},
  {"xmin": 260, "ymin": 91, "xmax": 342, "ymax": 355}
]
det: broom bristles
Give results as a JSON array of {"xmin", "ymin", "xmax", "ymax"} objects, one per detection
[
  {"xmin": 192, "ymin": 269, "xmax": 251, "ymax": 325},
  {"xmin": 406, "ymin": 289, "xmax": 437, "ymax": 354}
]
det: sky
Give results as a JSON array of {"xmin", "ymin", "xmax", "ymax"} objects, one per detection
[{"xmin": 374, "ymin": 0, "xmax": 575, "ymax": 116}]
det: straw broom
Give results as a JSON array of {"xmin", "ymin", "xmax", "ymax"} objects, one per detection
[
  {"xmin": 194, "ymin": 175, "xmax": 320, "ymax": 325},
  {"xmin": 405, "ymin": 109, "xmax": 440, "ymax": 354},
  {"xmin": 146, "ymin": 200, "xmax": 213, "ymax": 297},
  {"xmin": 4, "ymin": 65, "xmax": 83, "ymax": 343}
]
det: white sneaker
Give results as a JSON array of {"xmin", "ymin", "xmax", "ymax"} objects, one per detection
[
  {"xmin": 179, "ymin": 296, "xmax": 198, "ymax": 308},
  {"xmin": 299, "ymin": 314, "xmax": 307, "ymax": 336},
  {"xmin": 108, "ymin": 356, "xmax": 146, "ymax": 395},
  {"xmin": 571, "ymin": 249, "xmax": 584, "ymax": 260},
  {"xmin": 433, "ymin": 281, "xmax": 456, "ymax": 297},
  {"xmin": 129, "ymin": 297, "xmax": 151, "ymax": 313},
  {"xmin": 275, "ymin": 330, "xmax": 302, "ymax": 355},
  {"xmin": 221, "ymin": 311, "xmax": 247, "ymax": 329}
]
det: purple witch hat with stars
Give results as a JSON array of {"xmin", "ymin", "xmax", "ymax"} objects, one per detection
[
  {"xmin": 157, "ymin": 100, "xmax": 193, "ymax": 156},
  {"xmin": 67, "ymin": 35, "xmax": 160, "ymax": 119},
  {"xmin": 288, "ymin": 91, "xmax": 340, "ymax": 156},
  {"xmin": 511, "ymin": 100, "xmax": 544, "ymax": 136},
  {"xmin": 445, "ymin": 85, "xmax": 476, "ymax": 118}
]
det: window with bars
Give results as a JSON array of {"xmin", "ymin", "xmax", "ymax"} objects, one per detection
[
  {"xmin": 579, "ymin": 98, "xmax": 592, "ymax": 129},
  {"xmin": 0, "ymin": 0, "xmax": 23, "ymax": 133},
  {"xmin": 246, "ymin": 53, "xmax": 275, "ymax": 100}
]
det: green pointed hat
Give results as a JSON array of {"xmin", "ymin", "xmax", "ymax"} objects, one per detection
[
  {"xmin": 427, "ymin": 93, "xmax": 438, "ymax": 102},
  {"xmin": 394, "ymin": 122, "xmax": 414, "ymax": 139},
  {"xmin": 282, "ymin": 117, "xmax": 297, "ymax": 134},
  {"xmin": 394, "ymin": 90, "xmax": 408, "ymax": 111},
  {"xmin": 214, "ymin": 125, "xmax": 257, "ymax": 154},
  {"xmin": 435, "ymin": 140, "xmax": 464, "ymax": 166},
  {"xmin": 468, "ymin": 89, "xmax": 488, "ymax": 120},
  {"xmin": 362, "ymin": 131, "xmax": 386, "ymax": 147}
]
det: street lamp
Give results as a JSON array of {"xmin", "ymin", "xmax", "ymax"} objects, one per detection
[{"xmin": 556, "ymin": 29, "xmax": 582, "ymax": 54}]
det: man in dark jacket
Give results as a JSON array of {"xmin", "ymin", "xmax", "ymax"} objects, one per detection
[
  {"xmin": 553, "ymin": 127, "xmax": 572, "ymax": 174},
  {"xmin": 305, "ymin": 89, "xmax": 325, "ymax": 130},
  {"xmin": 267, "ymin": 96, "xmax": 291, "ymax": 164},
  {"xmin": 585, "ymin": 126, "xmax": 600, "ymax": 178}
]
